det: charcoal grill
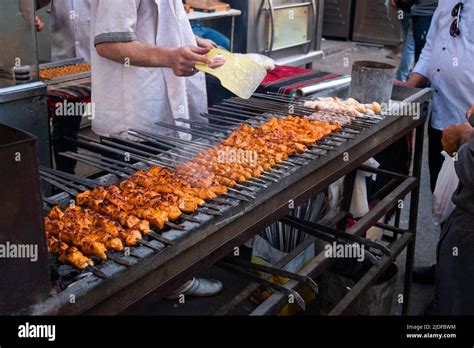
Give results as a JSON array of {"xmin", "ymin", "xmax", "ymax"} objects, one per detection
[{"xmin": 17, "ymin": 86, "xmax": 430, "ymax": 315}]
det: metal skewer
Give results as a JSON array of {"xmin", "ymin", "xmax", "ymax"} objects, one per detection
[
  {"xmin": 99, "ymin": 138, "xmax": 260, "ymax": 199},
  {"xmin": 154, "ymin": 121, "xmax": 304, "ymax": 166},
  {"xmin": 40, "ymin": 170, "xmax": 89, "ymax": 193},
  {"xmin": 105, "ymin": 252, "xmax": 136, "ymax": 267},
  {"xmin": 115, "ymin": 136, "xmax": 268, "ymax": 189},
  {"xmin": 129, "ymin": 128, "xmax": 295, "ymax": 170},
  {"xmin": 74, "ymin": 138, "xmax": 251, "ymax": 204},
  {"xmin": 175, "ymin": 119, "xmax": 235, "ymax": 133},
  {"xmin": 128, "ymin": 130, "xmax": 285, "ymax": 180},
  {"xmin": 86, "ymin": 266, "xmax": 109, "ymax": 279}
]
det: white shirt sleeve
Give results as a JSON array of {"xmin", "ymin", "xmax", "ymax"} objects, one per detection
[
  {"xmin": 93, "ymin": 0, "xmax": 140, "ymax": 46},
  {"xmin": 413, "ymin": 5, "xmax": 442, "ymax": 78}
]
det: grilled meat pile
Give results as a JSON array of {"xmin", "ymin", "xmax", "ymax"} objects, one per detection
[
  {"xmin": 39, "ymin": 63, "xmax": 91, "ymax": 80},
  {"xmin": 304, "ymin": 97, "xmax": 382, "ymax": 117}
]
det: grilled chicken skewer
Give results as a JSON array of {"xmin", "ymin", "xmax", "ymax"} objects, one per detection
[
  {"xmin": 47, "ymin": 205, "xmax": 142, "ymax": 247},
  {"xmin": 46, "ymin": 232, "xmax": 94, "ymax": 270},
  {"xmin": 44, "ymin": 115, "xmax": 342, "ymax": 270},
  {"xmin": 119, "ymin": 180, "xmax": 199, "ymax": 217},
  {"xmin": 76, "ymin": 189, "xmax": 152, "ymax": 233},
  {"xmin": 46, "ymin": 206, "xmax": 139, "ymax": 263}
]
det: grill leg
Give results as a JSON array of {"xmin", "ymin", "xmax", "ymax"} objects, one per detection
[{"xmin": 402, "ymin": 123, "xmax": 425, "ymax": 315}]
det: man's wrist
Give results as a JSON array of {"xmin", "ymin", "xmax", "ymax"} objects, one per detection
[
  {"xmin": 154, "ymin": 46, "xmax": 176, "ymax": 68},
  {"xmin": 195, "ymin": 36, "xmax": 203, "ymax": 47}
]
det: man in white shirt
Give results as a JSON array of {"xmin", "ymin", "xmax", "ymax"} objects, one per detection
[
  {"xmin": 90, "ymin": 0, "xmax": 215, "ymax": 140},
  {"xmin": 50, "ymin": 0, "xmax": 91, "ymax": 63},
  {"xmin": 36, "ymin": 0, "xmax": 92, "ymax": 173},
  {"xmin": 37, "ymin": 0, "xmax": 91, "ymax": 62},
  {"xmin": 90, "ymin": 0, "xmax": 223, "ymax": 299},
  {"xmin": 403, "ymin": 0, "xmax": 474, "ymax": 287},
  {"xmin": 405, "ymin": 0, "xmax": 474, "ymax": 192}
]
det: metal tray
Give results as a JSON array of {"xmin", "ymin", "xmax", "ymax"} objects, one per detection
[{"xmin": 39, "ymin": 58, "xmax": 91, "ymax": 86}]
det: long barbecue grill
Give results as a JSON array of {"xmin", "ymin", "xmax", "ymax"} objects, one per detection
[{"xmin": 16, "ymin": 86, "xmax": 431, "ymax": 315}]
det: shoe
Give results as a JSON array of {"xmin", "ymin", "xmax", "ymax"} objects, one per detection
[
  {"xmin": 412, "ymin": 265, "xmax": 436, "ymax": 285},
  {"xmin": 165, "ymin": 278, "xmax": 223, "ymax": 299}
]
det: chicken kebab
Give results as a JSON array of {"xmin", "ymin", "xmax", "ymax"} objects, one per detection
[{"xmin": 44, "ymin": 115, "xmax": 341, "ymax": 270}]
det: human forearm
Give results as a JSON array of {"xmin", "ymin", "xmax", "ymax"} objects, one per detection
[
  {"xmin": 96, "ymin": 41, "xmax": 175, "ymax": 68},
  {"xmin": 95, "ymin": 40, "xmax": 211, "ymax": 77},
  {"xmin": 405, "ymin": 72, "xmax": 430, "ymax": 88}
]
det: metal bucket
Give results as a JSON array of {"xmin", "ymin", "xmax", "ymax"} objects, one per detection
[
  {"xmin": 321, "ymin": 262, "xmax": 399, "ymax": 315},
  {"xmin": 349, "ymin": 61, "xmax": 396, "ymax": 105}
]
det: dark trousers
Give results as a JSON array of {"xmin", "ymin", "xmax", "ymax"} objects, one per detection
[
  {"xmin": 428, "ymin": 125, "xmax": 444, "ymax": 193},
  {"xmin": 412, "ymin": 15, "xmax": 434, "ymax": 62},
  {"xmin": 51, "ymin": 116, "xmax": 82, "ymax": 174},
  {"xmin": 435, "ymin": 207, "xmax": 474, "ymax": 315}
]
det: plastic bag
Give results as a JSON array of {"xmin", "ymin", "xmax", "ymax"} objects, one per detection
[
  {"xmin": 433, "ymin": 151, "xmax": 459, "ymax": 225},
  {"xmin": 237, "ymin": 53, "xmax": 276, "ymax": 71}
]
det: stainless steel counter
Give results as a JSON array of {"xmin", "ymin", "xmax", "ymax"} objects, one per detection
[{"xmin": 0, "ymin": 80, "xmax": 51, "ymax": 169}]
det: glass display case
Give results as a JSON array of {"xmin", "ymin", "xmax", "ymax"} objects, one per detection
[{"xmin": 227, "ymin": 0, "xmax": 324, "ymax": 67}]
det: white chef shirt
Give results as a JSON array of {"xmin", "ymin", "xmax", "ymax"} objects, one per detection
[
  {"xmin": 90, "ymin": 0, "xmax": 208, "ymax": 140},
  {"xmin": 413, "ymin": 0, "xmax": 474, "ymax": 130},
  {"xmin": 50, "ymin": 0, "xmax": 91, "ymax": 63}
]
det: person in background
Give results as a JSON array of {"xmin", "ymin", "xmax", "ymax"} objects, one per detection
[
  {"xmin": 37, "ymin": 0, "xmax": 91, "ymax": 62},
  {"xmin": 50, "ymin": 0, "xmax": 91, "ymax": 63},
  {"xmin": 402, "ymin": 0, "xmax": 473, "ymax": 286},
  {"xmin": 397, "ymin": 12, "xmax": 415, "ymax": 81},
  {"xmin": 182, "ymin": 0, "xmax": 231, "ymax": 50},
  {"xmin": 435, "ymin": 109, "xmax": 474, "ymax": 315},
  {"xmin": 36, "ymin": 0, "xmax": 92, "ymax": 174},
  {"xmin": 191, "ymin": 22, "xmax": 230, "ymax": 51},
  {"xmin": 391, "ymin": 0, "xmax": 438, "ymax": 65},
  {"xmin": 411, "ymin": 0, "xmax": 439, "ymax": 62},
  {"xmin": 390, "ymin": 0, "xmax": 415, "ymax": 81}
]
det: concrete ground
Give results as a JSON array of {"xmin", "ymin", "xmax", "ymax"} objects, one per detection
[{"xmin": 79, "ymin": 39, "xmax": 438, "ymax": 316}]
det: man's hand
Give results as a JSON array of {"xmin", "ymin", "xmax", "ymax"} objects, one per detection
[
  {"xmin": 196, "ymin": 37, "xmax": 217, "ymax": 50},
  {"xmin": 394, "ymin": 79, "xmax": 406, "ymax": 86},
  {"xmin": 442, "ymin": 122, "xmax": 474, "ymax": 157},
  {"xmin": 170, "ymin": 46, "xmax": 211, "ymax": 77},
  {"xmin": 466, "ymin": 104, "xmax": 474, "ymax": 122},
  {"xmin": 35, "ymin": 16, "xmax": 45, "ymax": 32}
]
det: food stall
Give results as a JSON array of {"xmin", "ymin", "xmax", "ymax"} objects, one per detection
[
  {"xmin": 1, "ymin": 0, "xmax": 430, "ymax": 320},
  {"xmin": 1, "ymin": 79, "xmax": 429, "ymax": 316}
]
